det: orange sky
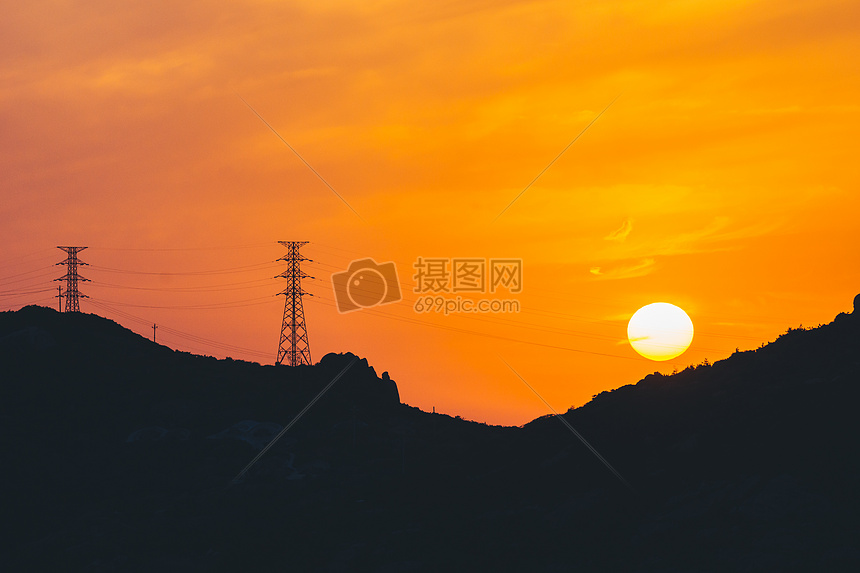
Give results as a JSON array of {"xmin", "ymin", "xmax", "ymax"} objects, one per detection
[{"xmin": 2, "ymin": 0, "xmax": 859, "ymax": 425}]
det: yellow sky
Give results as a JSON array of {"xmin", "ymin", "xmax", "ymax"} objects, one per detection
[{"xmin": 2, "ymin": 0, "xmax": 859, "ymax": 424}]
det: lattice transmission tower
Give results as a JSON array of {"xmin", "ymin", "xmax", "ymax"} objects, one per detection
[
  {"xmin": 55, "ymin": 246, "xmax": 89, "ymax": 313},
  {"xmin": 276, "ymin": 241, "xmax": 313, "ymax": 366}
]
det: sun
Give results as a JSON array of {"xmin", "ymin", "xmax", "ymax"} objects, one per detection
[{"xmin": 627, "ymin": 302, "xmax": 694, "ymax": 361}]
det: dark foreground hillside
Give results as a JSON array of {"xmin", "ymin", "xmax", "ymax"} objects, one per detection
[{"xmin": 1, "ymin": 303, "xmax": 859, "ymax": 572}]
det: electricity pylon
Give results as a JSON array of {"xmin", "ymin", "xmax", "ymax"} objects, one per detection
[
  {"xmin": 55, "ymin": 246, "xmax": 89, "ymax": 313},
  {"xmin": 276, "ymin": 241, "xmax": 313, "ymax": 366}
]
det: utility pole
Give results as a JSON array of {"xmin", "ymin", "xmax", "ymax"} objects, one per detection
[
  {"xmin": 275, "ymin": 241, "xmax": 313, "ymax": 366},
  {"xmin": 57, "ymin": 285, "xmax": 63, "ymax": 312},
  {"xmin": 55, "ymin": 246, "xmax": 89, "ymax": 313},
  {"xmin": 153, "ymin": 323, "xmax": 157, "ymax": 343}
]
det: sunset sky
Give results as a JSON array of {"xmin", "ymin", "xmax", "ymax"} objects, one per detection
[{"xmin": 2, "ymin": 0, "xmax": 859, "ymax": 425}]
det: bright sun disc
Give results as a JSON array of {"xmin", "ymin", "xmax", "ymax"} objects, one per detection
[{"xmin": 627, "ymin": 302, "xmax": 694, "ymax": 361}]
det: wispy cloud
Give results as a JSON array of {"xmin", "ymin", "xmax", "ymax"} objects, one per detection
[
  {"xmin": 591, "ymin": 216, "xmax": 782, "ymax": 266},
  {"xmin": 604, "ymin": 218, "xmax": 633, "ymax": 241},
  {"xmin": 637, "ymin": 217, "xmax": 779, "ymax": 258},
  {"xmin": 589, "ymin": 258, "xmax": 655, "ymax": 281}
]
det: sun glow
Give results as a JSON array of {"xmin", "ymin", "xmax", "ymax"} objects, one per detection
[{"xmin": 627, "ymin": 303, "xmax": 694, "ymax": 361}]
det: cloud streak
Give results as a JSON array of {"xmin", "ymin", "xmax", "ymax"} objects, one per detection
[
  {"xmin": 604, "ymin": 218, "xmax": 633, "ymax": 242},
  {"xmin": 589, "ymin": 258, "xmax": 656, "ymax": 281}
]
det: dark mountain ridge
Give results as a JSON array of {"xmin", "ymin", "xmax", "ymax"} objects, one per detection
[{"xmin": 1, "ymin": 303, "xmax": 859, "ymax": 572}]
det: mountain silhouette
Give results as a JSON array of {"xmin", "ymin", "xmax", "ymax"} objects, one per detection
[{"xmin": 1, "ymin": 303, "xmax": 859, "ymax": 572}]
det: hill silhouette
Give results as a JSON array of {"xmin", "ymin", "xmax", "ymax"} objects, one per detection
[{"xmin": 1, "ymin": 303, "xmax": 859, "ymax": 572}]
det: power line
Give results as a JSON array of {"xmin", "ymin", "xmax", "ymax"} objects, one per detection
[
  {"xmin": 91, "ymin": 277, "xmax": 276, "ymax": 293},
  {"xmin": 0, "ymin": 287, "xmax": 56, "ymax": 296},
  {"xmin": 0, "ymin": 268, "xmax": 61, "ymax": 288},
  {"xmin": 88, "ymin": 261, "xmax": 280, "ymax": 276},
  {"xmin": 92, "ymin": 295, "xmax": 277, "ymax": 310},
  {"xmin": 303, "ymin": 259, "xmax": 768, "ymax": 344},
  {"xmin": 88, "ymin": 299, "xmax": 273, "ymax": 360},
  {"xmin": 305, "ymin": 289, "xmax": 649, "ymax": 362},
  {"xmin": 90, "ymin": 242, "xmax": 274, "ymax": 252}
]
